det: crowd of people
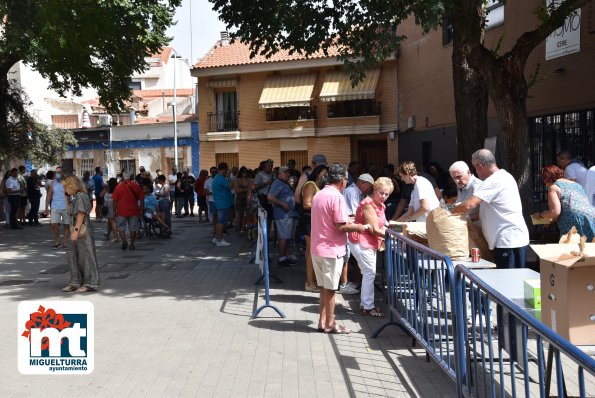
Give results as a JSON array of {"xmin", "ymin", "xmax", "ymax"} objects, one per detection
[{"xmin": 1, "ymin": 149, "xmax": 593, "ymax": 311}]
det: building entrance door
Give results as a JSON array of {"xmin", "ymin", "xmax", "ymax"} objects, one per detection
[{"xmin": 357, "ymin": 140, "xmax": 387, "ymax": 174}]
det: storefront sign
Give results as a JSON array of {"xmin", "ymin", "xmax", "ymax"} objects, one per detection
[{"xmin": 546, "ymin": 1, "xmax": 581, "ymax": 60}]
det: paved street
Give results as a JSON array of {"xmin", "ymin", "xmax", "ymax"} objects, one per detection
[{"xmin": 0, "ymin": 216, "xmax": 456, "ymax": 398}]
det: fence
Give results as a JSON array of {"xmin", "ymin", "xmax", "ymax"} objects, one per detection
[
  {"xmin": 455, "ymin": 265, "xmax": 595, "ymax": 398},
  {"xmin": 376, "ymin": 229, "xmax": 595, "ymax": 397},
  {"xmin": 373, "ymin": 230, "xmax": 460, "ymax": 383},
  {"xmin": 251, "ymin": 206, "xmax": 284, "ymax": 319}
]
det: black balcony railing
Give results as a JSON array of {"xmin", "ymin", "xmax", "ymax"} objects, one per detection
[
  {"xmin": 208, "ymin": 111, "xmax": 240, "ymax": 132},
  {"xmin": 327, "ymin": 100, "xmax": 381, "ymax": 118},
  {"xmin": 266, "ymin": 106, "xmax": 317, "ymax": 122}
]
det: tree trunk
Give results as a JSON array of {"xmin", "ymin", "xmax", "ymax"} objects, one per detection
[
  {"xmin": 490, "ymin": 76, "xmax": 533, "ymax": 214},
  {"xmin": 452, "ymin": 33, "xmax": 488, "ymax": 164}
]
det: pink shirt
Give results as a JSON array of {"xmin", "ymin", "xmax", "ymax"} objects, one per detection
[
  {"xmin": 311, "ymin": 185, "xmax": 349, "ymax": 258},
  {"xmin": 348, "ymin": 196, "xmax": 386, "ymax": 250}
]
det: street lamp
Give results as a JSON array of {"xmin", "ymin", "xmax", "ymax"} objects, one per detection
[{"xmin": 170, "ymin": 48, "xmax": 192, "ymax": 170}]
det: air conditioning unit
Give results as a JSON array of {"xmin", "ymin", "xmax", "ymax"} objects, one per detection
[
  {"xmin": 407, "ymin": 116, "xmax": 416, "ymax": 129},
  {"xmin": 98, "ymin": 114, "xmax": 112, "ymax": 127}
]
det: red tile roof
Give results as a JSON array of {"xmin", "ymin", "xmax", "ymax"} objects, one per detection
[
  {"xmin": 196, "ymin": 40, "xmax": 341, "ymax": 69},
  {"xmin": 132, "ymin": 88, "xmax": 194, "ymax": 98},
  {"xmin": 148, "ymin": 47, "xmax": 173, "ymax": 66}
]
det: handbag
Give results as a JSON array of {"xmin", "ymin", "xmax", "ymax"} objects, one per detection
[{"xmin": 70, "ymin": 223, "xmax": 87, "ymax": 238}]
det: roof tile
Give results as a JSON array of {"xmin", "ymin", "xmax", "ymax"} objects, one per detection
[{"xmin": 195, "ymin": 40, "xmax": 341, "ymax": 69}]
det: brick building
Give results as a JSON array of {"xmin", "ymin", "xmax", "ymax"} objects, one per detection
[
  {"xmin": 395, "ymin": 1, "xmax": 595, "ymax": 192},
  {"xmin": 192, "ymin": 36, "xmax": 399, "ymax": 171}
]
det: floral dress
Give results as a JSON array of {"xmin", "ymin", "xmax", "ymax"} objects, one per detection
[{"xmin": 554, "ymin": 180, "xmax": 595, "ymax": 240}]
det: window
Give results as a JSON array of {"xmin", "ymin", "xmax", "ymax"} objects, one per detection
[
  {"xmin": 208, "ymin": 91, "xmax": 239, "ymax": 131},
  {"xmin": 52, "ymin": 115, "xmax": 79, "ymax": 129},
  {"xmin": 129, "ymin": 81, "xmax": 142, "ymax": 90},
  {"xmin": 119, "ymin": 159, "xmax": 136, "ymax": 177},
  {"xmin": 485, "ymin": 1, "xmax": 504, "ymax": 30},
  {"xmin": 530, "ymin": 109, "xmax": 595, "ymax": 203},
  {"xmin": 442, "ymin": 16, "xmax": 454, "ymax": 46},
  {"xmin": 327, "ymin": 100, "xmax": 380, "ymax": 118},
  {"xmin": 266, "ymin": 107, "xmax": 316, "ymax": 121},
  {"xmin": 79, "ymin": 158, "xmax": 95, "ymax": 176},
  {"xmin": 215, "ymin": 153, "xmax": 239, "ymax": 169},
  {"xmin": 281, "ymin": 151, "xmax": 308, "ymax": 170}
]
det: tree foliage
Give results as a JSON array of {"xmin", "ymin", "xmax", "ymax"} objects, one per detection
[
  {"xmin": 211, "ymin": 0, "xmax": 589, "ymax": 211},
  {"xmin": 0, "ymin": 0, "xmax": 181, "ymax": 162}
]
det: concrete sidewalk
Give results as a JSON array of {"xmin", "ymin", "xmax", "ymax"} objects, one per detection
[{"xmin": 0, "ymin": 217, "xmax": 456, "ymax": 397}]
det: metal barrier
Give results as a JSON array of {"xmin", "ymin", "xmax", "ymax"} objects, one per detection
[
  {"xmin": 252, "ymin": 206, "xmax": 285, "ymax": 319},
  {"xmin": 454, "ymin": 264, "xmax": 595, "ymax": 397},
  {"xmin": 376, "ymin": 230, "xmax": 595, "ymax": 397},
  {"xmin": 373, "ymin": 230, "xmax": 461, "ymax": 388}
]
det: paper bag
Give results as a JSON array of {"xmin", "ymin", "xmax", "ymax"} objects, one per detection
[{"xmin": 426, "ymin": 208, "xmax": 469, "ymax": 260}]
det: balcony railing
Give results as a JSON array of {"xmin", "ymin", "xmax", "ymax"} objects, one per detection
[
  {"xmin": 266, "ymin": 106, "xmax": 317, "ymax": 122},
  {"xmin": 208, "ymin": 111, "xmax": 240, "ymax": 132},
  {"xmin": 327, "ymin": 101, "xmax": 381, "ymax": 118}
]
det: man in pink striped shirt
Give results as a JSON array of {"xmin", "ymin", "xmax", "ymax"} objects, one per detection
[{"xmin": 311, "ymin": 163, "xmax": 369, "ymax": 334}]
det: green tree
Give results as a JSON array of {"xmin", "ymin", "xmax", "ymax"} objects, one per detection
[
  {"xmin": 0, "ymin": 0, "xmax": 181, "ymax": 163},
  {"xmin": 210, "ymin": 0, "xmax": 588, "ymax": 210}
]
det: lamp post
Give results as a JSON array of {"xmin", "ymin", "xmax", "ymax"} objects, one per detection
[{"xmin": 170, "ymin": 49, "xmax": 192, "ymax": 170}]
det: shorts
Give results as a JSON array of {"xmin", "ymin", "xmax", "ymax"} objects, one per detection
[
  {"xmin": 95, "ymin": 196, "xmax": 105, "ymax": 206},
  {"xmin": 117, "ymin": 216, "xmax": 140, "ymax": 231},
  {"xmin": 169, "ymin": 191, "xmax": 175, "ymax": 200},
  {"xmin": 158, "ymin": 199, "xmax": 170, "ymax": 213},
  {"xmin": 50, "ymin": 208, "xmax": 69, "ymax": 225},
  {"xmin": 312, "ymin": 255, "xmax": 343, "ymax": 290},
  {"xmin": 216, "ymin": 208, "xmax": 228, "ymax": 225},
  {"xmin": 275, "ymin": 217, "xmax": 297, "ymax": 240},
  {"xmin": 208, "ymin": 201, "xmax": 216, "ymax": 214}
]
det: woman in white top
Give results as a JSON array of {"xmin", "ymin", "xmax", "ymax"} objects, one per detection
[{"xmin": 396, "ymin": 161, "xmax": 440, "ymax": 222}]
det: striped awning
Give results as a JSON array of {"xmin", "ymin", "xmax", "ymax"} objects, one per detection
[
  {"xmin": 207, "ymin": 79, "xmax": 237, "ymax": 88},
  {"xmin": 319, "ymin": 69, "xmax": 380, "ymax": 102},
  {"xmin": 258, "ymin": 73, "xmax": 316, "ymax": 108}
]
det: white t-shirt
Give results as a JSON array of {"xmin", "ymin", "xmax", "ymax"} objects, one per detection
[
  {"xmin": 409, "ymin": 176, "xmax": 439, "ymax": 222},
  {"xmin": 168, "ymin": 174, "xmax": 177, "ymax": 192},
  {"xmin": 586, "ymin": 166, "xmax": 595, "ymax": 206},
  {"xmin": 473, "ymin": 169, "xmax": 529, "ymax": 250},
  {"xmin": 564, "ymin": 162, "xmax": 588, "ymax": 190},
  {"xmin": 204, "ymin": 177, "xmax": 214, "ymax": 203},
  {"xmin": 343, "ymin": 183, "xmax": 364, "ymax": 216}
]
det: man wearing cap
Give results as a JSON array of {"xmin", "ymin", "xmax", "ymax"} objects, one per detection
[
  {"xmin": 294, "ymin": 154, "xmax": 328, "ymax": 204},
  {"xmin": 339, "ymin": 173, "xmax": 375, "ymax": 295},
  {"xmin": 344, "ymin": 173, "xmax": 375, "ymax": 216},
  {"xmin": 267, "ymin": 166, "xmax": 299, "ymax": 266}
]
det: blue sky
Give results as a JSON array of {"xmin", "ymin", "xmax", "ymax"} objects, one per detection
[{"xmin": 166, "ymin": 0, "xmax": 227, "ymax": 65}]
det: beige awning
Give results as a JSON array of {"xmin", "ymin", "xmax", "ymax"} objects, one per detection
[
  {"xmin": 319, "ymin": 69, "xmax": 380, "ymax": 102},
  {"xmin": 258, "ymin": 73, "xmax": 316, "ymax": 108},
  {"xmin": 207, "ymin": 79, "xmax": 237, "ymax": 88}
]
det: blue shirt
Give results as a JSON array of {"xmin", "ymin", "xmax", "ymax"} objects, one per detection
[
  {"xmin": 269, "ymin": 179, "xmax": 297, "ymax": 220},
  {"xmin": 93, "ymin": 174, "xmax": 104, "ymax": 195},
  {"xmin": 212, "ymin": 174, "xmax": 233, "ymax": 210},
  {"xmin": 144, "ymin": 194, "xmax": 158, "ymax": 212}
]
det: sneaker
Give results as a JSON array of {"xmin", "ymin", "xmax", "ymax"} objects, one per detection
[
  {"xmin": 338, "ymin": 284, "xmax": 360, "ymax": 295},
  {"xmin": 278, "ymin": 259, "xmax": 292, "ymax": 267},
  {"xmin": 288, "ymin": 254, "xmax": 299, "ymax": 262},
  {"xmin": 347, "ymin": 282, "xmax": 360, "ymax": 291},
  {"xmin": 212, "ymin": 237, "xmax": 218, "ymax": 244},
  {"xmin": 121, "ymin": 241, "xmax": 128, "ymax": 250},
  {"xmin": 216, "ymin": 239, "xmax": 231, "ymax": 247}
]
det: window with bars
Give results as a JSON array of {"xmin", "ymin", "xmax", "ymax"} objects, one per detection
[
  {"xmin": 79, "ymin": 158, "xmax": 95, "ymax": 176},
  {"xmin": 119, "ymin": 159, "xmax": 136, "ymax": 177},
  {"xmin": 215, "ymin": 153, "xmax": 239, "ymax": 169},
  {"xmin": 530, "ymin": 109, "xmax": 595, "ymax": 203}
]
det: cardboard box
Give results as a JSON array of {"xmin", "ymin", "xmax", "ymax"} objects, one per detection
[
  {"xmin": 530, "ymin": 243, "xmax": 595, "ymax": 345},
  {"xmin": 523, "ymin": 278, "xmax": 541, "ymax": 309}
]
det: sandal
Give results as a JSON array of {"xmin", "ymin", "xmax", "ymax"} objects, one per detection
[
  {"xmin": 324, "ymin": 324, "xmax": 351, "ymax": 334},
  {"xmin": 360, "ymin": 307, "xmax": 384, "ymax": 318},
  {"xmin": 75, "ymin": 286, "xmax": 96, "ymax": 293},
  {"xmin": 61, "ymin": 285, "xmax": 78, "ymax": 292}
]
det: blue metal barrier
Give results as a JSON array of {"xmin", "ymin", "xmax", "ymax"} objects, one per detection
[
  {"xmin": 373, "ymin": 230, "xmax": 462, "ymax": 391},
  {"xmin": 454, "ymin": 264, "xmax": 595, "ymax": 397},
  {"xmin": 251, "ymin": 206, "xmax": 285, "ymax": 319}
]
